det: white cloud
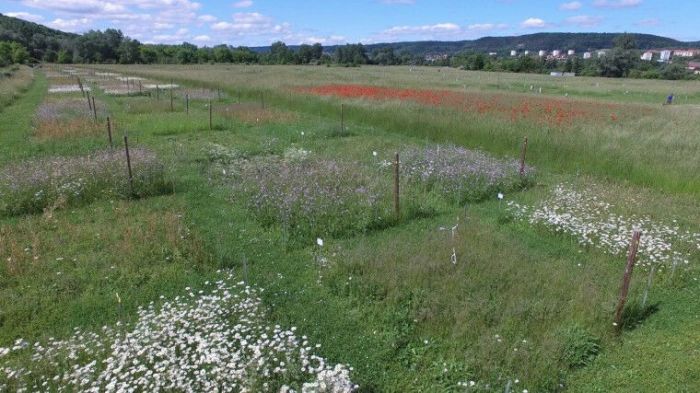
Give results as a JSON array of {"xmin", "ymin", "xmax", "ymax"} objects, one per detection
[
  {"xmin": 383, "ymin": 23, "xmax": 460, "ymax": 36},
  {"xmin": 559, "ymin": 1, "xmax": 582, "ymax": 10},
  {"xmin": 520, "ymin": 18, "xmax": 547, "ymax": 28},
  {"xmin": 593, "ymin": 0, "xmax": 642, "ymax": 8},
  {"xmin": 4, "ymin": 11, "xmax": 44, "ymax": 22},
  {"xmin": 47, "ymin": 17, "xmax": 92, "ymax": 32},
  {"xmin": 233, "ymin": 0, "xmax": 253, "ymax": 8},
  {"xmin": 467, "ymin": 23, "xmax": 509, "ymax": 31},
  {"xmin": 193, "ymin": 34, "xmax": 212, "ymax": 42},
  {"xmin": 565, "ymin": 15, "xmax": 603, "ymax": 27},
  {"xmin": 197, "ymin": 14, "xmax": 218, "ymax": 22}
]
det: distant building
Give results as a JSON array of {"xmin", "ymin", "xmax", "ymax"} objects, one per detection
[
  {"xmin": 688, "ymin": 61, "xmax": 700, "ymax": 71},
  {"xmin": 510, "ymin": 50, "xmax": 517, "ymax": 57},
  {"xmin": 538, "ymin": 50, "xmax": 547, "ymax": 57},
  {"xmin": 641, "ymin": 51, "xmax": 653, "ymax": 61},
  {"xmin": 524, "ymin": 50, "xmax": 530, "ymax": 55},
  {"xmin": 583, "ymin": 52, "xmax": 592, "ymax": 59},
  {"xmin": 659, "ymin": 50, "xmax": 672, "ymax": 62},
  {"xmin": 674, "ymin": 49, "xmax": 699, "ymax": 57},
  {"xmin": 567, "ymin": 49, "xmax": 575, "ymax": 56},
  {"xmin": 552, "ymin": 50, "xmax": 561, "ymax": 56}
]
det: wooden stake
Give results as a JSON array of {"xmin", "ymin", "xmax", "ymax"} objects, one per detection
[
  {"xmin": 106, "ymin": 116, "xmax": 113, "ymax": 149},
  {"xmin": 86, "ymin": 91, "xmax": 92, "ymax": 111},
  {"xmin": 156, "ymin": 85, "xmax": 160, "ymax": 100},
  {"xmin": 170, "ymin": 80, "xmax": 174, "ymax": 112},
  {"xmin": 185, "ymin": 94, "xmax": 189, "ymax": 114},
  {"xmin": 138, "ymin": 80, "xmax": 142, "ymax": 95},
  {"xmin": 209, "ymin": 99, "xmax": 213, "ymax": 130},
  {"xmin": 124, "ymin": 135, "xmax": 134, "ymax": 197},
  {"xmin": 519, "ymin": 136, "xmax": 528, "ymax": 176},
  {"xmin": 92, "ymin": 96, "xmax": 97, "ymax": 122},
  {"xmin": 641, "ymin": 264, "xmax": 656, "ymax": 308},
  {"xmin": 614, "ymin": 230, "xmax": 641, "ymax": 331},
  {"xmin": 394, "ymin": 152, "xmax": 400, "ymax": 219}
]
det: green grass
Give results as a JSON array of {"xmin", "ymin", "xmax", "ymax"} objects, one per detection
[{"xmin": 1, "ymin": 65, "xmax": 698, "ymax": 391}]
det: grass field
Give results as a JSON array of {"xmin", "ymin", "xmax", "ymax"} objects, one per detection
[{"xmin": 0, "ymin": 64, "xmax": 698, "ymax": 392}]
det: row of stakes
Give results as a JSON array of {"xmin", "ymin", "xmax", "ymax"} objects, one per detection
[{"xmin": 83, "ymin": 78, "xmax": 646, "ymax": 332}]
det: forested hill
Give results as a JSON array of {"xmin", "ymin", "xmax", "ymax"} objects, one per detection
[
  {"xmin": 254, "ymin": 33, "xmax": 700, "ymax": 55},
  {"xmin": 0, "ymin": 13, "xmax": 77, "ymax": 60}
]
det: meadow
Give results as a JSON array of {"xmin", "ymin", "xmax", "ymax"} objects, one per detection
[{"xmin": 0, "ymin": 64, "xmax": 698, "ymax": 392}]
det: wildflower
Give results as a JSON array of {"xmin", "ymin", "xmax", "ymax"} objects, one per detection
[{"xmin": 316, "ymin": 238, "xmax": 324, "ymax": 247}]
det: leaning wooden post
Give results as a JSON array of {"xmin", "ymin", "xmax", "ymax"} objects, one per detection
[
  {"xmin": 138, "ymin": 80, "xmax": 142, "ymax": 95},
  {"xmin": 106, "ymin": 116, "xmax": 113, "ymax": 149},
  {"xmin": 86, "ymin": 91, "xmax": 92, "ymax": 111},
  {"xmin": 209, "ymin": 99, "xmax": 213, "ymax": 130},
  {"xmin": 394, "ymin": 152, "xmax": 400, "ymax": 219},
  {"xmin": 185, "ymin": 94, "xmax": 189, "ymax": 114},
  {"xmin": 124, "ymin": 135, "xmax": 134, "ymax": 197},
  {"xmin": 77, "ymin": 77, "xmax": 84, "ymax": 96},
  {"xmin": 156, "ymin": 85, "xmax": 160, "ymax": 100},
  {"xmin": 519, "ymin": 136, "xmax": 528, "ymax": 176},
  {"xmin": 613, "ymin": 230, "xmax": 642, "ymax": 331},
  {"xmin": 92, "ymin": 96, "xmax": 97, "ymax": 122},
  {"xmin": 169, "ymin": 80, "xmax": 174, "ymax": 112}
]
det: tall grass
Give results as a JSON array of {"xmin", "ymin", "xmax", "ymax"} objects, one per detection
[
  {"xmin": 0, "ymin": 149, "xmax": 170, "ymax": 217},
  {"xmin": 0, "ymin": 66, "xmax": 33, "ymax": 110}
]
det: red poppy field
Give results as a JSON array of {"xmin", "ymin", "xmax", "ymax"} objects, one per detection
[{"xmin": 299, "ymin": 84, "xmax": 652, "ymax": 128}]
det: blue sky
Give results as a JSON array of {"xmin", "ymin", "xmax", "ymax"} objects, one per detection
[{"xmin": 1, "ymin": 0, "xmax": 697, "ymax": 46}]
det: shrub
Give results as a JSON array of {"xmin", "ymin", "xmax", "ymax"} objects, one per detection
[{"xmin": 0, "ymin": 149, "xmax": 170, "ymax": 217}]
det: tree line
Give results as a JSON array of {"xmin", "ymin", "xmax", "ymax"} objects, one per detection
[{"xmin": 0, "ymin": 23, "xmax": 697, "ymax": 80}]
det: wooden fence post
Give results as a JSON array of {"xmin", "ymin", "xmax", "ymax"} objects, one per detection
[
  {"xmin": 209, "ymin": 99, "xmax": 213, "ymax": 130},
  {"xmin": 124, "ymin": 135, "xmax": 134, "ymax": 197},
  {"xmin": 106, "ymin": 117, "xmax": 113, "ymax": 149},
  {"xmin": 92, "ymin": 96, "xmax": 97, "ymax": 122},
  {"xmin": 170, "ymin": 80, "xmax": 174, "ymax": 112},
  {"xmin": 614, "ymin": 230, "xmax": 642, "ymax": 331},
  {"xmin": 394, "ymin": 152, "xmax": 400, "ymax": 219},
  {"xmin": 86, "ymin": 91, "xmax": 92, "ymax": 111},
  {"xmin": 185, "ymin": 94, "xmax": 189, "ymax": 115},
  {"xmin": 519, "ymin": 136, "xmax": 528, "ymax": 176}
]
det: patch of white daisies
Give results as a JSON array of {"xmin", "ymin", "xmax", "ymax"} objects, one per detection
[
  {"xmin": 0, "ymin": 272, "xmax": 356, "ymax": 392},
  {"xmin": 508, "ymin": 184, "xmax": 700, "ymax": 271}
]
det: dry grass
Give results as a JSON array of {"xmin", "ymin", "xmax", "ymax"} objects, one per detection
[
  {"xmin": 0, "ymin": 66, "xmax": 34, "ymax": 109},
  {"xmin": 32, "ymin": 97, "xmax": 105, "ymax": 140}
]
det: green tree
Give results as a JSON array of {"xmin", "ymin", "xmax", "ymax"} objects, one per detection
[
  {"xmin": 117, "ymin": 38, "xmax": 141, "ymax": 64},
  {"xmin": 56, "ymin": 48, "xmax": 72, "ymax": 64},
  {"xmin": 614, "ymin": 33, "xmax": 637, "ymax": 50}
]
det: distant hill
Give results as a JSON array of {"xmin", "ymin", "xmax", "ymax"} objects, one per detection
[
  {"xmin": 253, "ymin": 33, "xmax": 700, "ymax": 56},
  {"xmin": 0, "ymin": 13, "xmax": 77, "ymax": 61},
  {"xmin": 2, "ymin": 12, "xmax": 699, "ymax": 62}
]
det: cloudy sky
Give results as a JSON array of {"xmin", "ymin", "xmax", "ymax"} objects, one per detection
[{"xmin": 1, "ymin": 0, "xmax": 697, "ymax": 46}]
